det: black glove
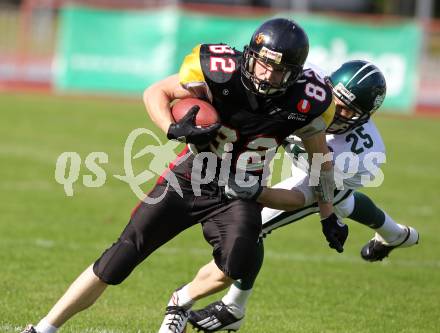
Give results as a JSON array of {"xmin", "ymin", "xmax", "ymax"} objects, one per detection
[
  {"xmin": 224, "ymin": 172, "xmax": 263, "ymax": 200},
  {"xmin": 320, "ymin": 213, "xmax": 348, "ymax": 253},
  {"xmin": 167, "ymin": 106, "xmax": 220, "ymax": 145}
]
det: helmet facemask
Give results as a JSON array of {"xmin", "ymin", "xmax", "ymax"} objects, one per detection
[
  {"xmin": 241, "ymin": 46, "xmax": 303, "ymax": 97},
  {"xmin": 327, "ymin": 82, "xmax": 371, "ymax": 134},
  {"xmin": 327, "ymin": 101, "xmax": 371, "ymax": 135}
]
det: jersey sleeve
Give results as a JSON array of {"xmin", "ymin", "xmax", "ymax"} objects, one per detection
[
  {"xmin": 178, "ymin": 44, "xmax": 212, "ymax": 100},
  {"xmin": 321, "ymin": 97, "xmax": 336, "ymax": 128},
  {"xmin": 290, "ymin": 69, "xmax": 336, "ymax": 139},
  {"xmin": 293, "ymin": 99, "xmax": 335, "ymax": 139}
]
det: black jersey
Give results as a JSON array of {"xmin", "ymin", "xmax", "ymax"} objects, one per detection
[{"xmin": 179, "ymin": 43, "xmax": 335, "ymax": 173}]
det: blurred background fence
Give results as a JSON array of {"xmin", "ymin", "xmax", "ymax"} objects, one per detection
[{"xmin": 0, "ymin": 0, "xmax": 439, "ymax": 113}]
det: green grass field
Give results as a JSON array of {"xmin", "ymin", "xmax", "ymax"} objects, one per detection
[{"xmin": 1, "ymin": 91, "xmax": 440, "ymax": 333}]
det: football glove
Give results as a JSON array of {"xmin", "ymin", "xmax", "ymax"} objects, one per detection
[
  {"xmin": 225, "ymin": 172, "xmax": 263, "ymax": 200},
  {"xmin": 167, "ymin": 106, "xmax": 220, "ymax": 145},
  {"xmin": 320, "ymin": 213, "xmax": 348, "ymax": 253}
]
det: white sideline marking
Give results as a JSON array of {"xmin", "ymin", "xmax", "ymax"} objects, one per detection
[
  {"xmin": 34, "ymin": 239, "xmax": 55, "ymax": 248},
  {"xmin": 0, "ymin": 324, "xmax": 21, "ymax": 333},
  {"xmin": 9, "ymin": 238, "xmax": 435, "ymax": 269},
  {"xmin": 158, "ymin": 247, "xmax": 439, "ymax": 269},
  {"xmin": 0, "ymin": 324, "xmax": 141, "ymax": 333}
]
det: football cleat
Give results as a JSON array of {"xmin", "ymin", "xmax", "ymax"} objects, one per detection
[
  {"xmin": 21, "ymin": 325, "xmax": 38, "ymax": 333},
  {"xmin": 189, "ymin": 301, "xmax": 244, "ymax": 332},
  {"xmin": 158, "ymin": 305, "xmax": 189, "ymax": 333},
  {"xmin": 361, "ymin": 226, "xmax": 419, "ymax": 262}
]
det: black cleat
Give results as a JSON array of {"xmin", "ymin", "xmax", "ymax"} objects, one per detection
[
  {"xmin": 361, "ymin": 226, "xmax": 419, "ymax": 262},
  {"xmin": 189, "ymin": 301, "xmax": 243, "ymax": 332},
  {"xmin": 21, "ymin": 325, "xmax": 38, "ymax": 333}
]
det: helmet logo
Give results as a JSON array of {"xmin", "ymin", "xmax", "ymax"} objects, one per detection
[
  {"xmin": 259, "ymin": 46, "xmax": 283, "ymax": 64},
  {"xmin": 297, "ymin": 99, "xmax": 311, "ymax": 113},
  {"xmin": 373, "ymin": 94, "xmax": 385, "ymax": 110},
  {"xmin": 255, "ymin": 32, "xmax": 265, "ymax": 44}
]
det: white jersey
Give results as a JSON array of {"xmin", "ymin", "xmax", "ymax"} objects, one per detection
[
  {"xmin": 326, "ymin": 119, "xmax": 386, "ymax": 189},
  {"xmin": 260, "ymin": 62, "xmax": 386, "ymax": 233},
  {"xmin": 262, "ymin": 121, "xmax": 386, "ymax": 234},
  {"xmin": 284, "ymin": 119, "xmax": 386, "ymax": 190}
]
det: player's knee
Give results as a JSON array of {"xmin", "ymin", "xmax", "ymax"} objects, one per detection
[
  {"xmin": 212, "ymin": 266, "xmax": 232, "ymax": 284},
  {"xmin": 93, "ymin": 239, "xmax": 142, "ymax": 285},
  {"xmin": 196, "ymin": 261, "xmax": 221, "ymax": 281},
  {"xmin": 219, "ymin": 236, "xmax": 259, "ymax": 280}
]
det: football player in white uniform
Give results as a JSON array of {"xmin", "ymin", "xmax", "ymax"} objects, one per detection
[{"xmin": 188, "ymin": 60, "xmax": 419, "ymax": 332}]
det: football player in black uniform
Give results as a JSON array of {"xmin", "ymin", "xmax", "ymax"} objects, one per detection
[
  {"xmin": 155, "ymin": 18, "xmax": 346, "ymax": 333},
  {"xmin": 22, "ymin": 18, "xmax": 346, "ymax": 333}
]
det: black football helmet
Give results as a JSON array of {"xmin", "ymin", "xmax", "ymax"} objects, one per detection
[
  {"xmin": 241, "ymin": 18, "xmax": 309, "ymax": 96},
  {"xmin": 327, "ymin": 60, "xmax": 387, "ymax": 134}
]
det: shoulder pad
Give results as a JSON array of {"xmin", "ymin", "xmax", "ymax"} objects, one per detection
[
  {"xmin": 199, "ymin": 44, "xmax": 241, "ymax": 84},
  {"xmin": 179, "ymin": 44, "xmax": 206, "ymax": 88},
  {"xmin": 292, "ymin": 68, "xmax": 335, "ymax": 125}
]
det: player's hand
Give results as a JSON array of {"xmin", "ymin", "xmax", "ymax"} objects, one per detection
[
  {"xmin": 224, "ymin": 172, "xmax": 263, "ymax": 200},
  {"xmin": 320, "ymin": 213, "xmax": 348, "ymax": 253},
  {"xmin": 167, "ymin": 106, "xmax": 220, "ymax": 145}
]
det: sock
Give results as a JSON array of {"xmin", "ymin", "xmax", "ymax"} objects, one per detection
[
  {"xmin": 349, "ymin": 192, "xmax": 406, "ymax": 244},
  {"xmin": 221, "ymin": 284, "xmax": 252, "ymax": 319},
  {"xmin": 168, "ymin": 284, "xmax": 194, "ymax": 309},
  {"xmin": 35, "ymin": 318, "xmax": 58, "ymax": 333},
  {"xmin": 375, "ymin": 212, "xmax": 407, "ymax": 245},
  {"xmin": 349, "ymin": 192, "xmax": 386, "ymax": 228}
]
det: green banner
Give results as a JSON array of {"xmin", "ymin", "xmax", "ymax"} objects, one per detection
[
  {"xmin": 55, "ymin": 7, "xmax": 179, "ymax": 93},
  {"xmin": 174, "ymin": 12, "xmax": 261, "ymax": 72},
  {"xmin": 295, "ymin": 15, "xmax": 421, "ymax": 112},
  {"xmin": 55, "ymin": 8, "xmax": 422, "ymax": 111}
]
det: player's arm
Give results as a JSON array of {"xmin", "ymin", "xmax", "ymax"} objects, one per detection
[
  {"xmin": 291, "ymin": 97, "xmax": 335, "ymax": 214},
  {"xmin": 256, "ymin": 187, "xmax": 306, "ymax": 211},
  {"xmin": 143, "ymin": 74, "xmax": 193, "ymax": 133},
  {"xmin": 298, "ymin": 112, "xmax": 348, "ymax": 253},
  {"xmin": 301, "ymin": 130, "xmax": 334, "ymax": 218},
  {"xmin": 255, "ymin": 128, "xmax": 333, "ymax": 212},
  {"xmin": 143, "ymin": 45, "xmax": 219, "ymax": 144}
]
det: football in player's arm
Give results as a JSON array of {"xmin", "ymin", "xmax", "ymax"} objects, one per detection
[
  {"xmin": 187, "ymin": 60, "xmax": 420, "ymax": 333},
  {"xmin": 21, "ymin": 18, "xmax": 341, "ymax": 333}
]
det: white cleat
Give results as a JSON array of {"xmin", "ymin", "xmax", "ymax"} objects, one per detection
[
  {"xmin": 158, "ymin": 305, "xmax": 189, "ymax": 333},
  {"xmin": 21, "ymin": 325, "xmax": 38, "ymax": 333},
  {"xmin": 361, "ymin": 226, "xmax": 419, "ymax": 262}
]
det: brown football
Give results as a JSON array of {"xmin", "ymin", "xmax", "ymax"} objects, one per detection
[{"xmin": 171, "ymin": 98, "xmax": 219, "ymax": 127}]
